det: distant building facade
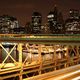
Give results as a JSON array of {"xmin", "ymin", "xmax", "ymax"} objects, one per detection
[
  {"xmin": 69, "ymin": 9, "xmax": 79, "ymax": 19},
  {"xmin": 65, "ymin": 9, "xmax": 80, "ymax": 34},
  {"xmin": 0, "ymin": 15, "xmax": 19, "ymax": 34},
  {"xmin": 31, "ymin": 12, "xmax": 42, "ymax": 34},
  {"xmin": 47, "ymin": 6, "xmax": 64, "ymax": 34}
]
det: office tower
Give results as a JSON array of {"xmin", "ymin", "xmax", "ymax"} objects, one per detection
[
  {"xmin": 0, "ymin": 15, "xmax": 19, "ymax": 33},
  {"xmin": 65, "ymin": 9, "xmax": 80, "ymax": 34},
  {"xmin": 47, "ymin": 6, "xmax": 64, "ymax": 34},
  {"xmin": 31, "ymin": 12, "xmax": 42, "ymax": 34}
]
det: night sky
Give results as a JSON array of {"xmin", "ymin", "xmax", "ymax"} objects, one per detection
[{"xmin": 0, "ymin": 0, "xmax": 80, "ymax": 26}]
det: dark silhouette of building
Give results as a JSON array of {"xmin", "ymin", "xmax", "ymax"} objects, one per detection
[
  {"xmin": 31, "ymin": 12, "xmax": 42, "ymax": 34},
  {"xmin": 25, "ymin": 22, "xmax": 32, "ymax": 34},
  {"xmin": 12, "ymin": 27, "xmax": 26, "ymax": 34}
]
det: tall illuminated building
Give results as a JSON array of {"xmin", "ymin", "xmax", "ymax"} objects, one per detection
[
  {"xmin": 47, "ymin": 6, "xmax": 64, "ymax": 34},
  {"xmin": 0, "ymin": 15, "xmax": 19, "ymax": 33},
  {"xmin": 31, "ymin": 12, "xmax": 42, "ymax": 34},
  {"xmin": 65, "ymin": 9, "xmax": 80, "ymax": 34}
]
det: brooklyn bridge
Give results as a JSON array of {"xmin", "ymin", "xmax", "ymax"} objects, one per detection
[{"xmin": 0, "ymin": 34, "xmax": 80, "ymax": 80}]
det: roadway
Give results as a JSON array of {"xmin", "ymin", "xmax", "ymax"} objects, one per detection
[
  {"xmin": 24, "ymin": 64, "xmax": 80, "ymax": 80},
  {"xmin": 45, "ymin": 69, "xmax": 80, "ymax": 80}
]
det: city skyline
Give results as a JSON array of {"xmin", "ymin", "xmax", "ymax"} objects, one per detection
[{"xmin": 0, "ymin": 0, "xmax": 80, "ymax": 25}]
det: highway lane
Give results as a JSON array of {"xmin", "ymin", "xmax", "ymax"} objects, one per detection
[
  {"xmin": 24, "ymin": 65, "xmax": 80, "ymax": 80},
  {"xmin": 45, "ymin": 70, "xmax": 80, "ymax": 80}
]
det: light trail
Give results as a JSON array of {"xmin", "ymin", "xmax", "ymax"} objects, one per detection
[
  {"xmin": 54, "ymin": 70, "xmax": 80, "ymax": 80},
  {"xmin": 72, "ymin": 76, "xmax": 80, "ymax": 80}
]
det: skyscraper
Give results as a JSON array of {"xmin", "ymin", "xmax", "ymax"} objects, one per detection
[
  {"xmin": 31, "ymin": 12, "xmax": 42, "ymax": 34},
  {"xmin": 47, "ymin": 6, "xmax": 64, "ymax": 34},
  {"xmin": 65, "ymin": 9, "xmax": 80, "ymax": 34},
  {"xmin": 47, "ymin": 11, "xmax": 56, "ymax": 33},
  {"xmin": 0, "ymin": 15, "xmax": 19, "ymax": 33}
]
